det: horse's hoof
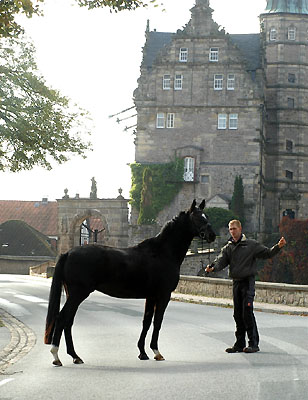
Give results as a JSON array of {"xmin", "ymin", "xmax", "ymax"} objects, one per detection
[
  {"xmin": 138, "ymin": 353, "xmax": 149, "ymax": 360},
  {"xmin": 73, "ymin": 357, "xmax": 84, "ymax": 365},
  {"xmin": 52, "ymin": 360, "xmax": 63, "ymax": 367},
  {"xmin": 154, "ymin": 354, "xmax": 165, "ymax": 361}
]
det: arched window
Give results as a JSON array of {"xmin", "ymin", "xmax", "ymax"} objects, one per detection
[
  {"xmin": 288, "ymin": 27, "xmax": 296, "ymax": 40},
  {"xmin": 270, "ymin": 28, "xmax": 277, "ymax": 41}
]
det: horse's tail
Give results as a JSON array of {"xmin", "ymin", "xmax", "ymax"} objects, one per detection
[{"xmin": 44, "ymin": 253, "xmax": 68, "ymax": 344}]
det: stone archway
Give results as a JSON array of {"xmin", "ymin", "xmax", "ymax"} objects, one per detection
[{"xmin": 57, "ymin": 195, "xmax": 129, "ymax": 254}]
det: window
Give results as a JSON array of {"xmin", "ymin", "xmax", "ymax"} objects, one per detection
[
  {"xmin": 179, "ymin": 47, "xmax": 188, "ymax": 62},
  {"xmin": 270, "ymin": 28, "xmax": 277, "ymax": 41},
  {"xmin": 288, "ymin": 73, "xmax": 296, "ymax": 83},
  {"xmin": 286, "ymin": 140, "xmax": 293, "ymax": 152},
  {"xmin": 209, "ymin": 47, "xmax": 219, "ymax": 62},
  {"xmin": 218, "ymin": 114, "xmax": 227, "ymax": 129},
  {"xmin": 156, "ymin": 112, "xmax": 175, "ymax": 128},
  {"xmin": 288, "ymin": 27, "xmax": 296, "ymax": 40},
  {"xmin": 156, "ymin": 113, "xmax": 165, "ymax": 128},
  {"xmin": 229, "ymin": 114, "xmax": 238, "ymax": 129},
  {"xmin": 214, "ymin": 74, "xmax": 223, "ymax": 90},
  {"xmin": 174, "ymin": 74, "xmax": 183, "ymax": 90},
  {"xmin": 286, "ymin": 170, "xmax": 293, "ymax": 180},
  {"xmin": 201, "ymin": 175, "xmax": 209, "ymax": 184},
  {"xmin": 227, "ymin": 74, "xmax": 235, "ymax": 90},
  {"xmin": 163, "ymin": 75, "xmax": 171, "ymax": 90},
  {"xmin": 166, "ymin": 113, "xmax": 175, "ymax": 128},
  {"xmin": 184, "ymin": 157, "xmax": 195, "ymax": 182},
  {"xmin": 287, "ymin": 98, "xmax": 295, "ymax": 108}
]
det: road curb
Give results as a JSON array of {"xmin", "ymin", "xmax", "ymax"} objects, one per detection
[{"xmin": 0, "ymin": 309, "xmax": 36, "ymax": 374}]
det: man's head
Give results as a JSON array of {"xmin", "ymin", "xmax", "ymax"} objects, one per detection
[{"xmin": 228, "ymin": 220, "xmax": 242, "ymax": 242}]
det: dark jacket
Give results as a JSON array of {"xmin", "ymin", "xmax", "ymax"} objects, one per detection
[{"xmin": 213, "ymin": 234, "xmax": 281, "ymax": 280}]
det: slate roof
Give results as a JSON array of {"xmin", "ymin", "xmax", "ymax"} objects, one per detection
[
  {"xmin": 0, "ymin": 220, "xmax": 56, "ymax": 257},
  {"xmin": 0, "ymin": 200, "xmax": 58, "ymax": 237},
  {"xmin": 142, "ymin": 31, "xmax": 261, "ymax": 72},
  {"xmin": 143, "ymin": 31, "xmax": 173, "ymax": 69},
  {"xmin": 230, "ymin": 34, "xmax": 261, "ymax": 70}
]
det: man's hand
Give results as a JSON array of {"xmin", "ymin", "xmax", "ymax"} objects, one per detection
[
  {"xmin": 205, "ymin": 265, "xmax": 214, "ymax": 273},
  {"xmin": 278, "ymin": 236, "xmax": 286, "ymax": 248}
]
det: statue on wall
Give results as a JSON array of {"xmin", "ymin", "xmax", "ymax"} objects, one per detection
[{"xmin": 90, "ymin": 177, "xmax": 97, "ymax": 199}]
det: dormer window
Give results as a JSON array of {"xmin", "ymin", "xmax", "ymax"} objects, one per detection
[
  {"xmin": 288, "ymin": 27, "xmax": 296, "ymax": 40},
  {"xmin": 184, "ymin": 157, "xmax": 195, "ymax": 182},
  {"xmin": 179, "ymin": 48, "xmax": 188, "ymax": 62},
  {"xmin": 209, "ymin": 47, "xmax": 219, "ymax": 62},
  {"xmin": 270, "ymin": 28, "xmax": 277, "ymax": 41}
]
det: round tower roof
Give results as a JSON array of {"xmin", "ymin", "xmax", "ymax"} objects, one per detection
[{"xmin": 265, "ymin": 0, "xmax": 308, "ymax": 14}]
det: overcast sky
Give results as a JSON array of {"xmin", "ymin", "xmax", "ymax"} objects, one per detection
[{"xmin": 0, "ymin": 0, "xmax": 267, "ymax": 202}]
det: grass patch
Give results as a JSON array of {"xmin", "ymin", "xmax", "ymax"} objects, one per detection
[{"xmin": 0, "ymin": 318, "xmax": 4, "ymax": 327}]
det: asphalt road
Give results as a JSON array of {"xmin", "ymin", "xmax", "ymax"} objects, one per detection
[{"xmin": 0, "ymin": 274, "xmax": 307, "ymax": 400}]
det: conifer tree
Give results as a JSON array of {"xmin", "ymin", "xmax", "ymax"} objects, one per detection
[{"xmin": 231, "ymin": 175, "xmax": 245, "ymax": 223}]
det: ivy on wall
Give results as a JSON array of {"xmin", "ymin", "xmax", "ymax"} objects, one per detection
[{"xmin": 130, "ymin": 158, "xmax": 184, "ymax": 224}]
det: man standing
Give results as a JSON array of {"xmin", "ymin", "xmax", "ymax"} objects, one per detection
[{"xmin": 206, "ymin": 220, "xmax": 286, "ymax": 353}]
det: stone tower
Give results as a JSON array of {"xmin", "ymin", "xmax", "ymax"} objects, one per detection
[{"xmin": 260, "ymin": 0, "xmax": 308, "ymax": 231}]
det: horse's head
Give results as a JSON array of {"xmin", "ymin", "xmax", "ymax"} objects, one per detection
[{"xmin": 189, "ymin": 199, "xmax": 216, "ymax": 243}]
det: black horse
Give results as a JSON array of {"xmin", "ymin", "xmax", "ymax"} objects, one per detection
[{"xmin": 44, "ymin": 200, "xmax": 216, "ymax": 366}]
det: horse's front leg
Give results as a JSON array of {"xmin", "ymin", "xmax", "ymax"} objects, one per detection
[
  {"xmin": 137, "ymin": 298, "xmax": 155, "ymax": 360},
  {"xmin": 150, "ymin": 295, "xmax": 170, "ymax": 361}
]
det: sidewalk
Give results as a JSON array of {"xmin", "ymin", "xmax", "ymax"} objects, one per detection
[{"xmin": 171, "ymin": 292, "xmax": 308, "ymax": 316}]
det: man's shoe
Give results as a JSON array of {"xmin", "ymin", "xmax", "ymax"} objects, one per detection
[
  {"xmin": 225, "ymin": 346, "xmax": 244, "ymax": 353},
  {"xmin": 243, "ymin": 346, "xmax": 260, "ymax": 353}
]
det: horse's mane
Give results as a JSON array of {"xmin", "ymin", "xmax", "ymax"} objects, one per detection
[{"xmin": 135, "ymin": 211, "xmax": 188, "ymax": 250}]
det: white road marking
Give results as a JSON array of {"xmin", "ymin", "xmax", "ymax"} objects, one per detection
[
  {"xmin": 14, "ymin": 294, "xmax": 47, "ymax": 303},
  {"xmin": 0, "ymin": 378, "xmax": 14, "ymax": 387}
]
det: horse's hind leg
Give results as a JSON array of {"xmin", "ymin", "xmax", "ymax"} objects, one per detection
[
  {"xmin": 137, "ymin": 298, "xmax": 155, "ymax": 360},
  {"xmin": 150, "ymin": 295, "xmax": 170, "ymax": 361},
  {"xmin": 51, "ymin": 290, "xmax": 89, "ymax": 366}
]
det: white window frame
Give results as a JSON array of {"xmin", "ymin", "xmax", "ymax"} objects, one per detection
[
  {"xmin": 184, "ymin": 157, "xmax": 195, "ymax": 182},
  {"xmin": 227, "ymin": 74, "xmax": 235, "ymax": 90},
  {"xmin": 174, "ymin": 74, "xmax": 183, "ymax": 90},
  {"xmin": 166, "ymin": 113, "xmax": 175, "ymax": 128},
  {"xmin": 214, "ymin": 74, "xmax": 223, "ymax": 90},
  {"xmin": 218, "ymin": 114, "xmax": 227, "ymax": 130},
  {"xmin": 156, "ymin": 113, "xmax": 165, "ymax": 128},
  {"xmin": 163, "ymin": 75, "xmax": 171, "ymax": 90},
  {"xmin": 179, "ymin": 47, "xmax": 188, "ymax": 62},
  {"xmin": 270, "ymin": 28, "xmax": 277, "ymax": 41},
  {"xmin": 288, "ymin": 27, "xmax": 296, "ymax": 40},
  {"xmin": 209, "ymin": 47, "xmax": 219, "ymax": 62},
  {"xmin": 229, "ymin": 114, "xmax": 238, "ymax": 130}
]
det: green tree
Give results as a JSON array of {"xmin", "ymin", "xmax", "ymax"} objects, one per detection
[
  {"xmin": 0, "ymin": 0, "xmax": 162, "ymax": 38},
  {"xmin": 231, "ymin": 175, "xmax": 245, "ymax": 223},
  {"xmin": 137, "ymin": 167, "xmax": 156, "ymax": 224},
  {"xmin": 204, "ymin": 207, "xmax": 238, "ymax": 234},
  {"xmin": 0, "ymin": 36, "xmax": 91, "ymax": 171}
]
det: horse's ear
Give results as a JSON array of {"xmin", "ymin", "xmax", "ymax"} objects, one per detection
[
  {"xmin": 199, "ymin": 199, "xmax": 205, "ymax": 210},
  {"xmin": 189, "ymin": 199, "xmax": 197, "ymax": 213}
]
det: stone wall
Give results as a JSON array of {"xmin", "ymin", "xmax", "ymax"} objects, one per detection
[
  {"xmin": 0, "ymin": 255, "xmax": 56, "ymax": 275},
  {"xmin": 175, "ymin": 276, "xmax": 308, "ymax": 307}
]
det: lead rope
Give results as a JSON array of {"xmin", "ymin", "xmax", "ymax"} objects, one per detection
[{"xmin": 200, "ymin": 238, "xmax": 212, "ymax": 275}]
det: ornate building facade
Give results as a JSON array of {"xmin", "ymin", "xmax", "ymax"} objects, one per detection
[{"xmin": 133, "ymin": 0, "xmax": 308, "ymax": 233}]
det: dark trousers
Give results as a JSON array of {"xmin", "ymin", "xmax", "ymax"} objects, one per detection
[{"xmin": 232, "ymin": 277, "xmax": 259, "ymax": 348}]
